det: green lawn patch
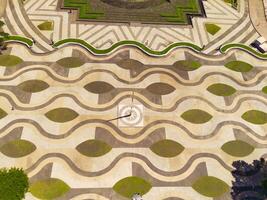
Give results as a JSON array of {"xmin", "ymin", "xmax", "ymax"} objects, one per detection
[
  {"xmin": 223, "ymin": 0, "xmax": 238, "ymax": 8},
  {"xmin": 174, "ymin": 60, "xmax": 202, "ymax": 71},
  {"xmin": 37, "ymin": 21, "xmax": 54, "ymax": 31},
  {"xmin": 150, "ymin": 139, "xmax": 184, "ymax": 158},
  {"xmin": 207, "ymin": 83, "xmax": 236, "ymax": 96},
  {"xmin": 146, "ymin": 83, "xmax": 175, "ymax": 95},
  {"xmin": 205, "ymin": 23, "xmax": 221, "ymax": 35},
  {"xmin": 18, "ymin": 80, "xmax": 49, "ymax": 93},
  {"xmin": 0, "ymin": 55, "xmax": 23, "ymax": 67},
  {"xmin": 192, "ymin": 176, "xmax": 229, "ymax": 197},
  {"xmin": 242, "ymin": 110, "xmax": 267, "ymax": 125},
  {"xmin": 76, "ymin": 140, "xmax": 112, "ymax": 157},
  {"xmin": 181, "ymin": 109, "xmax": 212, "ymax": 124},
  {"xmin": 262, "ymin": 86, "xmax": 267, "ymax": 94},
  {"xmin": 45, "ymin": 108, "xmax": 78, "ymax": 123},
  {"xmin": 30, "ymin": 178, "xmax": 70, "ymax": 199},
  {"xmin": 225, "ymin": 60, "xmax": 253, "ymax": 72},
  {"xmin": 113, "ymin": 176, "xmax": 152, "ymax": 198},
  {"xmin": 0, "ymin": 140, "xmax": 36, "ymax": 158},
  {"xmin": 221, "ymin": 140, "xmax": 254, "ymax": 157},
  {"xmin": 84, "ymin": 81, "xmax": 115, "ymax": 94},
  {"xmin": 0, "ymin": 108, "xmax": 7, "ymax": 119},
  {"xmin": 56, "ymin": 57, "xmax": 85, "ymax": 68}
]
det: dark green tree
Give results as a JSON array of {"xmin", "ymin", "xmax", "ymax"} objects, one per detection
[
  {"xmin": 0, "ymin": 168, "xmax": 29, "ymax": 200},
  {"xmin": 231, "ymin": 158, "xmax": 267, "ymax": 200}
]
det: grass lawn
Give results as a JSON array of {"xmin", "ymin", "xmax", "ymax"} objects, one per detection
[
  {"xmin": 45, "ymin": 108, "xmax": 78, "ymax": 123},
  {"xmin": 76, "ymin": 140, "xmax": 112, "ymax": 157},
  {"xmin": 181, "ymin": 109, "xmax": 212, "ymax": 124},
  {"xmin": 207, "ymin": 83, "xmax": 236, "ymax": 96},
  {"xmin": 30, "ymin": 178, "xmax": 70, "ymax": 199},
  {"xmin": 113, "ymin": 176, "xmax": 152, "ymax": 198},
  {"xmin": 150, "ymin": 139, "xmax": 184, "ymax": 158},
  {"xmin": 221, "ymin": 140, "xmax": 254, "ymax": 157},
  {"xmin": 18, "ymin": 80, "xmax": 49, "ymax": 93},
  {"xmin": 0, "ymin": 140, "xmax": 36, "ymax": 158},
  {"xmin": 0, "ymin": 108, "xmax": 7, "ymax": 119},
  {"xmin": 174, "ymin": 60, "xmax": 201, "ymax": 71},
  {"xmin": 146, "ymin": 83, "xmax": 175, "ymax": 95},
  {"xmin": 56, "ymin": 57, "xmax": 85, "ymax": 68},
  {"xmin": 0, "ymin": 55, "xmax": 23, "ymax": 67},
  {"xmin": 205, "ymin": 23, "xmax": 221, "ymax": 35},
  {"xmin": 225, "ymin": 61, "xmax": 253, "ymax": 72},
  {"xmin": 192, "ymin": 176, "xmax": 229, "ymax": 197},
  {"xmin": 84, "ymin": 81, "xmax": 114, "ymax": 94},
  {"xmin": 37, "ymin": 21, "xmax": 54, "ymax": 31},
  {"xmin": 242, "ymin": 110, "xmax": 267, "ymax": 125},
  {"xmin": 262, "ymin": 86, "xmax": 267, "ymax": 94}
]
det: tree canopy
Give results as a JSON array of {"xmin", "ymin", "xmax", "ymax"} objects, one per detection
[
  {"xmin": 0, "ymin": 168, "xmax": 29, "ymax": 200},
  {"xmin": 231, "ymin": 158, "xmax": 267, "ymax": 200}
]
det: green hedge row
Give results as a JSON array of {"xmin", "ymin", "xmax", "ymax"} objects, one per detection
[
  {"xmin": 5, "ymin": 35, "xmax": 267, "ymax": 60},
  {"xmin": 52, "ymin": 38, "xmax": 203, "ymax": 56},
  {"xmin": 220, "ymin": 43, "xmax": 267, "ymax": 59},
  {"xmin": 4, "ymin": 35, "xmax": 33, "ymax": 47}
]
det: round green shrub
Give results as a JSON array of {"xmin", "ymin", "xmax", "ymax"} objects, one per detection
[{"xmin": 0, "ymin": 168, "xmax": 29, "ymax": 200}]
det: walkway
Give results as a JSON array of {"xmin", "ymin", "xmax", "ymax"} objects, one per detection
[
  {"xmin": 0, "ymin": 0, "xmax": 7, "ymax": 18},
  {"xmin": 0, "ymin": 0, "xmax": 258, "ymax": 54},
  {"xmin": 248, "ymin": 0, "xmax": 267, "ymax": 40}
]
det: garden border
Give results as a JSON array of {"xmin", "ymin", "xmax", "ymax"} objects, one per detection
[{"xmin": 4, "ymin": 36, "xmax": 267, "ymax": 59}]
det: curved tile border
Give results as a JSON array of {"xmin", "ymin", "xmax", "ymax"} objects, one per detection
[
  {"xmin": 0, "ymin": 119, "xmax": 265, "ymax": 140},
  {"xmin": 25, "ymin": 152, "xmax": 233, "ymax": 177}
]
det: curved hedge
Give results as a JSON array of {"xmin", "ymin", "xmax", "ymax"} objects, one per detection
[
  {"xmin": 6, "ymin": 35, "xmax": 267, "ymax": 60},
  {"xmin": 220, "ymin": 43, "xmax": 267, "ymax": 59},
  {"xmin": 3, "ymin": 35, "xmax": 33, "ymax": 47},
  {"xmin": 53, "ymin": 38, "xmax": 203, "ymax": 56}
]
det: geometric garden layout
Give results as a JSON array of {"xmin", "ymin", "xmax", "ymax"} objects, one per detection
[{"xmin": 0, "ymin": 0, "xmax": 267, "ymax": 199}]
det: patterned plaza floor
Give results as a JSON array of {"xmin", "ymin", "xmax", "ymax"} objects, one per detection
[{"xmin": 0, "ymin": 0, "xmax": 267, "ymax": 200}]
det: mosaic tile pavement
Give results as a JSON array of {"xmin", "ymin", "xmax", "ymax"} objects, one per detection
[
  {"xmin": 0, "ymin": 43, "xmax": 266, "ymax": 199},
  {"xmin": 0, "ymin": 0, "xmax": 267, "ymax": 200}
]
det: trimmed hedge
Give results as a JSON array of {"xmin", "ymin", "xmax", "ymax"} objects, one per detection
[
  {"xmin": 53, "ymin": 38, "xmax": 203, "ymax": 56},
  {"xmin": 220, "ymin": 43, "xmax": 267, "ymax": 59},
  {"xmin": 3, "ymin": 35, "xmax": 33, "ymax": 47}
]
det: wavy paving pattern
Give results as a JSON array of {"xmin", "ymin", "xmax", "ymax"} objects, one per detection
[{"xmin": 0, "ymin": 43, "xmax": 266, "ymax": 200}]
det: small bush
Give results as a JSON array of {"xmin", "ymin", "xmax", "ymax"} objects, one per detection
[{"xmin": 0, "ymin": 168, "xmax": 29, "ymax": 200}]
